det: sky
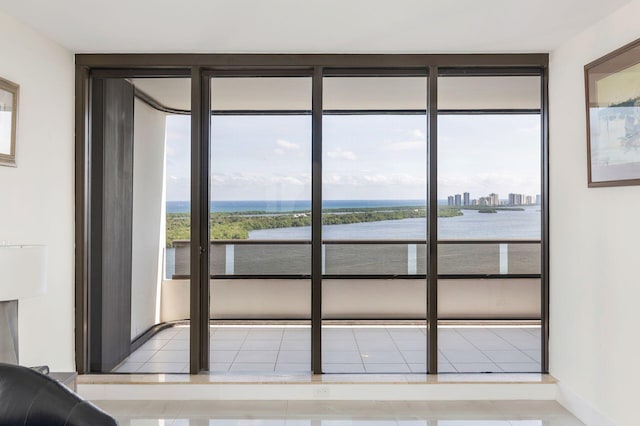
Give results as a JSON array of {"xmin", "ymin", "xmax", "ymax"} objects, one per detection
[{"xmin": 164, "ymin": 113, "xmax": 541, "ymax": 202}]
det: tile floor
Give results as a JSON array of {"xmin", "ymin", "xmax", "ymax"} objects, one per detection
[
  {"xmin": 94, "ymin": 400, "xmax": 584, "ymax": 425},
  {"xmin": 113, "ymin": 325, "xmax": 541, "ymax": 374}
]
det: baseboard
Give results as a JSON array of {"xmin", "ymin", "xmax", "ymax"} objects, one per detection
[
  {"xmin": 78, "ymin": 376, "xmax": 557, "ymax": 401},
  {"xmin": 556, "ymin": 381, "xmax": 617, "ymax": 426}
]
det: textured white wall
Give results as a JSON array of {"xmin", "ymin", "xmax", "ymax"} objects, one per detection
[
  {"xmin": 549, "ymin": 1, "xmax": 640, "ymax": 424},
  {"xmin": 0, "ymin": 11, "xmax": 74, "ymax": 369},
  {"xmin": 131, "ymin": 99, "xmax": 167, "ymax": 339}
]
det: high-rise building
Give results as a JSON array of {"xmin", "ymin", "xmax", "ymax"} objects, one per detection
[
  {"xmin": 526, "ymin": 195, "xmax": 533, "ymax": 205},
  {"xmin": 489, "ymin": 193, "xmax": 499, "ymax": 206},
  {"xmin": 463, "ymin": 192, "xmax": 470, "ymax": 206},
  {"xmin": 509, "ymin": 193, "xmax": 525, "ymax": 205},
  {"xmin": 448, "ymin": 195, "xmax": 454, "ymax": 206},
  {"xmin": 536, "ymin": 194, "xmax": 541, "ymax": 205},
  {"xmin": 454, "ymin": 194, "xmax": 462, "ymax": 206}
]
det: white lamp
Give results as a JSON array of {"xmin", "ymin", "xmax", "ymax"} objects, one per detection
[{"xmin": 0, "ymin": 245, "xmax": 47, "ymax": 364}]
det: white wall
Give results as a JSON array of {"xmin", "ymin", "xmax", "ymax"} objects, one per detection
[
  {"xmin": 550, "ymin": 1, "xmax": 640, "ymax": 424},
  {"xmin": 131, "ymin": 99, "xmax": 167, "ymax": 339},
  {"xmin": 0, "ymin": 11, "xmax": 74, "ymax": 370},
  {"xmin": 160, "ymin": 278, "xmax": 540, "ymax": 322}
]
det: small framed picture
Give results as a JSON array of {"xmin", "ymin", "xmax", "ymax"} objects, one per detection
[
  {"xmin": 585, "ymin": 38, "xmax": 640, "ymax": 187},
  {"xmin": 0, "ymin": 77, "xmax": 19, "ymax": 167}
]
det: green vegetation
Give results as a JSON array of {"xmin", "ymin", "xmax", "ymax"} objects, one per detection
[
  {"xmin": 165, "ymin": 206, "xmax": 467, "ymax": 247},
  {"xmin": 438, "ymin": 207, "xmax": 464, "ymax": 217}
]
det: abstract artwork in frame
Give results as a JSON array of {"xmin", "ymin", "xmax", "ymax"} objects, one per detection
[
  {"xmin": 586, "ymin": 38, "xmax": 640, "ymax": 187},
  {"xmin": 0, "ymin": 77, "xmax": 18, "ymax": 167}
]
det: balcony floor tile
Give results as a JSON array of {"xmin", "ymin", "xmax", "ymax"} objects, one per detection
[{"xmin": 114, "ymin": 324, "xmax": 542, "ymax": 375}]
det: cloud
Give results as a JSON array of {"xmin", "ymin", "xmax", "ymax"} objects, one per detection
[
  {"xmin": 362, "ymin": 173, "xmax": 425, "ymax": 185},
  {"xmin": 516, "ymin": 125, "xmax": 542, "ymax": 137},
  {"xmin": 276, "ymin": 139, "xmax": 299, "ymax": 150},
  {"xmin": 383, "ymin": 140, "xmax": 426, "ymax": 151},
  {"xmin": 411, "ymin": 129, "xmax": 426, "ymax": 139},
  {"xmin": 327, "ymin": 148, "xmax": 356, "ymax": 160},
  {"xmin": 324, "ymin": 173, "xmax": 425, "ymax": 186},
  {"xmin": 274, "ymin": 148, "xmax": 285, "ymax": 155},
  {"xmin": 211, "ymin": 172, "xmax": 311, "ymax": 187}
]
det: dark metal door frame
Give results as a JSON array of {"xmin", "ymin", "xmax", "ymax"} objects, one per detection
[{"xmin": 74, "ymin": 54, "xmax": 549, "ymax": 376}]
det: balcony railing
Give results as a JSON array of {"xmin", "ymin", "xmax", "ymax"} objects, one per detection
[
  {"xmin": 163, "ymin": 239, "xmax": 542, "ymax": 321},
  {"xmin": 170, "ymin": 239, "xmax": 541, "ymax": 279}
]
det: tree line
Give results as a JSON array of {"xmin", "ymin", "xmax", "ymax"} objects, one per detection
[{"xmin": 166, "ymin": 206, "xmax": 463, "ymax": 247}]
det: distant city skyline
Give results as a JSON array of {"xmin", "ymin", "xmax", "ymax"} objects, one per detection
[{"xmin": 446, "ymin": 190, "xmax": 541, "ymax": 207}]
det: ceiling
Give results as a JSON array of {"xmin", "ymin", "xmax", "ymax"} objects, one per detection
[
  {"xmin": 0, "ymin": 0, "xmax": 633, "ymax": 53},
  {"xmin": 132, "ymin": 76, "xmax": 541, "ymax": 112}
]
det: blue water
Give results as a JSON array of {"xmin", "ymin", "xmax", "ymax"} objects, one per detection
[
  {"xmin": 248, "ymin": 206, "xmax": 541, "ymax": 240},
  {"xmin": 164, "ymin": 200, "xmax": 540, "ymax": 277},
  {"xmin": 166, "ymin": 200, "xmax": 540, "ymax": 239},
  {"xmin": 166, "ymin": 199, "xmax": 427, "ymax": 214}
]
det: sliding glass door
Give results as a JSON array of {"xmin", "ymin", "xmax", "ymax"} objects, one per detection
[
  {"xmin": 80, "ymin": 57, "xmax": 547, "ymax": 376},
  {"xmin": 88, "ymin": 76, "xmax": 192, "ymax": 373},
  {"xmin": 321, "ymin": 75, "xmax": 428, "ymax": 373},
  {"xmin": 209, "ymin": 76, "xmax": 313, "ymax": 373},
  {"xmin": 437, "ymin": 75, "xmax": 543, "ymax": 373}
]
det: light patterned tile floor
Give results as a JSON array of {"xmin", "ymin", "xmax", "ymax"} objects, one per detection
[
  {"xmin": 93, "ymin": 400, "xmax": 584, "ymax": 426},
  {"xmin": 113, "ymin": 325, "xmax": 541, "ymax": 374}
]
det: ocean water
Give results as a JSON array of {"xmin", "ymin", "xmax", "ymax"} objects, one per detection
[
  {"xmin": 164, "ymin": 201, "xmax": 540, "ymax": 276},
  {"xmin": 248, "ymin": 206, "xmax": 541, "ymax": 240},
  {"xmin": 166, "ymin": 199, "xmax": 426, "ymax": 214},
  {"xmin": 165, "ymin": 200, "xmax": 540, "ymax": 239}
]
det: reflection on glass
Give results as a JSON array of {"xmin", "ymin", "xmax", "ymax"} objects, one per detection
[
  {"xmin": 165, "ymin": 115, "xmax": 192, "ymax": 279},
  {"xmin": 114, "ymin": 413, "xmax": 548, "ymax": 425}
]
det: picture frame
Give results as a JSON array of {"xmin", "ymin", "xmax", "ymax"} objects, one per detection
[
  {"xmin": 0, "ymin": 77, "xmax": 19, "ymax": 167},
  {"xmin": 585, "ymin": 38, "xmax": 640, "ymax": 187}
]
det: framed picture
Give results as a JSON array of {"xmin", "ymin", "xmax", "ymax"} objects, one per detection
[
  {"xmin": 0, "ymin": 77, "xmax": 19, "ymax": 167},
  {"xmin": 585, "ymin": 38, "xmax": 640, "ymax": 187}
]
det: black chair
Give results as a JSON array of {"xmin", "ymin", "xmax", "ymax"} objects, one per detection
[{"xmin": 0, "ymin": 363, "xmax": 117, "ymax": 425}]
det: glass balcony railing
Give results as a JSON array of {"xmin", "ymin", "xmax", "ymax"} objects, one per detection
[
  {"xmin": 164, "ymin": 239, "xmax": 541, "ymax": 321},
  {"xmin": 169, "ymin": 239, "xmax": 541, "ymax": 278}
]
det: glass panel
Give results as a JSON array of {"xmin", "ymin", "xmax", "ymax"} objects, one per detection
[
  {"xmin": 438, "ymin": 243, "xmax": 541, "ymax": 275},
  {"xmin": 325, "ymin": 244, "xmax": 426, "ymax": 275},
  {"xmin": 439, "ymin": 244, "xmax": 500, "ymax": 275},
  {"xmin": 439, "ymin": 279, "xmax": 541, "ymax": 320},
  {"xmin": 211, "ymin": 242, "xmax": 310, "ymax": 275},
  {"xmin": 437, "ymin": 75, "xmax": 542, "ymax": 373},
  {"xmin": 324, "ymin": 77, "xmax": 427, "ymax": 110},
  {"xmin": 211, "ymin": 77, "xmax": 312, "ymax": 111},
  {"xmin": 322, "ymin": 76, "xmax": 428, "ymax": 373},
  {"xmin": 439, "ymin": 278, "xmax": 541, "ymax": 374},
  {"xmin": 507, "ymin": 243, "xmax": 541, "ymax": 274},
  {"xmin": 106, "ymin": 77, "xmax": 192, "ymax": 374},
  {"xmin": 209, "ymin": 76, "xmax": 312, "ymax": 373},
  {"xmin": 438, "ymin": 76, "xmax": 541, "ymax": 110}
]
